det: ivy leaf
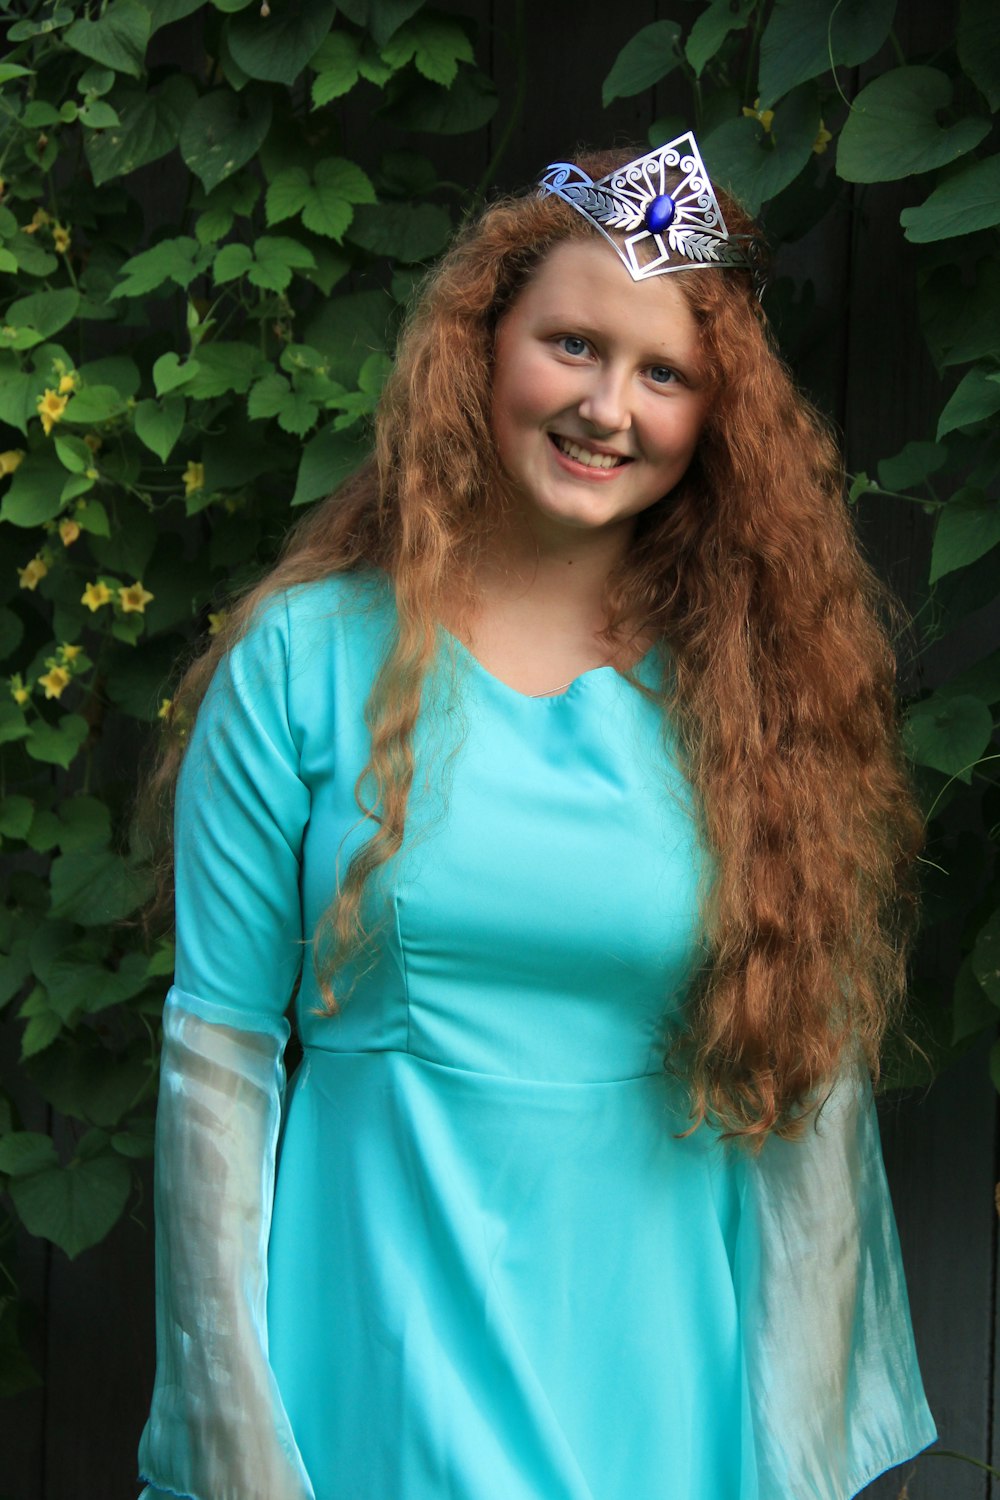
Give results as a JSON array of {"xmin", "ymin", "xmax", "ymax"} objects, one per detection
[
  {"xmin": 134, "ymin": 396, "xmax": 186, "ymax": 461},
  {"xmin": 0, "ymin": 606, "xmax": 24, "ymax": 663},
  {"xmin": 920, "ymin": 258, "xmax": 1000, "ymax": 369},
  {"xmin": 930, "ymin": 488, "xmax": 1000, "ymax": 582},
  {"xmin": 63, "ymin": 0, "xmax": 151, "ymax": 78},
  {"xmin": 900, "ymin": 155, "xmax": 1000, "ymax": 242},
  {"xmin": 75, "ymin": 499, "xmax": 111, "ymax": 536},
  {"xmin": 381, "ymin": 13, "xmax": 474, "ymax": 87},
  {"xmin": 685, "ymin": 0, "xmax": 753, "ymax": 79},
  {"xmin": 184, "ymin": 341, "xmax": 264, "ymax": 399},
  {"xmin": 115, "ymin": 237, "xmax": 213, "ymax": 298},
  {"xmin": 267, "ymin": 157, "xmax": 376, "ymax": 241},
  {"xmin": 346, "ymin": 201, "xmax": 452, "ymax": 262},
  {"xmin": 837, "ymin": 67, "xmax": 990, "ymax": 183},
  {"xmin": 876, "ymin": 441, "xmax": 948, "ymax": 491},
  {"xmin": 758, "ymin": 0, "xmax": 895, "ymax": 106},
  {"xmin": 5, "ymin": 287, "xmax": 80, "ymax": 341},
  {"xmin": 377, "ymin": 66, "xmax": 497, "ymax": 134},
  {"xmin": 0, "ymin": 796, "xmax": 34, "ymax": 840},
  {"xmin": 85, "ymin": 75, "xmax": 197, "ymax": 186},
  {"xmin": 936, "ymin": 369, "xmax": 1000, "ymax": 441},
  {"xmin": 0, "ymin": 702, "xmax": 31, "ymax": 746},
  {"xmin": 958, "ymin": 0, "xmax": 1000, "ymax": 111},
  {"xmin": 247, "ymin": 235, "xmax": 316, "ymax": 291},
  {"xmin": 64, "ymin": 385, "xmax": 129, "ymax": 424},
  {"xmin": 0, "ymin": 1132, "xmax": 57, "ymax": 1177},
  {"xmin": 904, "ymin": 692, "xmax": 994, "ymax": 782},
  {"xmin": 602, "ymin": 20, "xmax": 682, "ymax": 107},
  {"xmin": 9, "ymin": 1148, "xmax": 131, "ymax": 1258},
  {"xmin": 25, "ymin": 716, "xmax": 90, "ymax": 771},
  {"xmin": 180, "ymin": 86, "xmax": 273, "ymax": 194},
  {"xmin": 310, "ymin": 30, "xmax": 362, "ymax": 106},
  {"xmin": 225, "ymin": 0, "xmax": 337, "ymax": 85},
  {"xmin": 0, "ymin": 450, "xmax": 68, "ymax": 527},
  {"xmin": 49, "ymin": 850, "xmax": 153, "ymax": 926},
  {"xmin": 152, "ymin": 352, "xmax": 202, "ymax": 396},
  {"xmin": 702, "ymin": 85, "xmax": 822, "ymax": 217},
  {"xmin": 292, "ymin": 423, "xmax": 370, "ymax": 506}
]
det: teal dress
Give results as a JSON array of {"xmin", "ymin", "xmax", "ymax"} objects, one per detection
[{"xmin": 138, "ymin": 571, "xmax": 936, "ymax": 1500}]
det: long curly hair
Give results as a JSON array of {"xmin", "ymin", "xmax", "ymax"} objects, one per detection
[{"xmin": 139, "ymin": 147, "xmax": 923, "ymax": 1145}]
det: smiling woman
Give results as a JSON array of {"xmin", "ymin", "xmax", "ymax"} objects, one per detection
[{"xmin": 136, "ymin": 138, "xmax": 935, "ymax": 1500}]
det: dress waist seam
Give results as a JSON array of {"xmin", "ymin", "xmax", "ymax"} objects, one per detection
[{"xmin": 298, "ymin": 1042, "xmax": 665, "ymax": 1088}]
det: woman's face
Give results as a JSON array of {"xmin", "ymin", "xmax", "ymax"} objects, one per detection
[{"xmin": 490, "ymin": 237, "xmax": 711, "ymax": 543}]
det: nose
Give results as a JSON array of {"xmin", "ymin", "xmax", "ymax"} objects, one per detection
[{"xmin": 577, "ymin": 365, "xmax": 632, "ymax": 435}]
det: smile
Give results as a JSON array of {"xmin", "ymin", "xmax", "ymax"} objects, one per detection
[{"xmin": 550, "ymin": 434, "xmax": 631, "ymax": 471}]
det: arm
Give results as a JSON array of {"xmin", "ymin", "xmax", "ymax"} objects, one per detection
[{"xmin": 138, "ymin": 594, "xmax": 316, "ymax": 1500}]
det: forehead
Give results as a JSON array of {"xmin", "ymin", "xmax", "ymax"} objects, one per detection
[{"xmin": 510, "ymin": 237, "xmax": 703, "ymax": 352}]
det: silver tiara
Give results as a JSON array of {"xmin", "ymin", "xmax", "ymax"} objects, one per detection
[{"xmin": 537, "ymin": 134, "xmax": 765, "ymax": 298}]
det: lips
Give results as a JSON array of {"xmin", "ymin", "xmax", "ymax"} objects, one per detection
[{"xmin": 550, "ymin": 434, "xmax": 631, "ymax": 470}]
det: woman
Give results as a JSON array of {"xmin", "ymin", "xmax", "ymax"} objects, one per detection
[{"xmin": 137, "ymin": 138, "xmax": 936, "ymax": 1500}]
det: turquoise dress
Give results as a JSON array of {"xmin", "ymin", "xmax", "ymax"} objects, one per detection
[{"xmin": 138, "ymin": 571, "xmax": 936, "ymax": 1500}]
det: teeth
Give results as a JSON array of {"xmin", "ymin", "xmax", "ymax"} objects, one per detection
[{"xmin": 555, "ymin": 436, "xmax": 626, "ymax": 470}]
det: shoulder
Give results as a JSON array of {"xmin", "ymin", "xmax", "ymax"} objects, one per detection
[{"xmin": 236, "ymin": 569, "xmax": 395, "ymax": 671}]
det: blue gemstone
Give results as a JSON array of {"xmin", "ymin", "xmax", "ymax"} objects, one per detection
[{"xmin": 644, "ymin": 193, "xmax": 676, "ymax": 233}]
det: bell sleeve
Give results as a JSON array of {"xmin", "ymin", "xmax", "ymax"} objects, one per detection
[
  {"xmin": 137, "ymin": 592, "xmax": 316, "ymax": 1500},
  {"xmin": 736, "ymin": 1063, "xmax": 937, "ymax": 1500}
]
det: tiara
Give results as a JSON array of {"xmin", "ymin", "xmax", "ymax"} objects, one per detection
[{"xmin": 537, "ymin": 133, "xmax": 765, "ymax": 298}]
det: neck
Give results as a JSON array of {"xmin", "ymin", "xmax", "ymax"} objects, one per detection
[{"xmin": 478, "ymin": 503, "xmax": 635, "ymax": 625}]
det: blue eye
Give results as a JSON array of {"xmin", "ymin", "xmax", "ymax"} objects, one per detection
[
  {"xmin": 558, "ymin": 335, "xmax": 589, "ymax": 357},
  {"xmin": 649, "ymin": 365, "xmax": 677, "ymax": 385}
]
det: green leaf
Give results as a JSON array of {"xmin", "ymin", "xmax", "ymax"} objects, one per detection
[
  {"xmin": 685, "ymin": 0, "xmax": 753, "ymax": 79},
  {"xmin": 921, "ymin": 258, "xmax": 1000, "ymax": 369},
  {"xmin": 876, "ymin": 441, "xmax": 948, "ymax": 491},
  {"xmin": 701, "ymin": 85, "xmax": 822, "ymax": 217},
  {"xmin": 85, "ymin": 74, "xmax": 197, "ymax": 186},
  {"xmin": 759, "ymin": 0, "xmax": 895, "ymax": 107},
  {"xmin": 111, "ymin": 1119, "xmax": 155, "ymax": 1158},
  {"xmin": 0, "ymin": 1132, "xmax": 57, "ymax": 1177},
  {"xmin": 378, "ymin": 66, "xmax": 497, "ymax": 134},
  {"xmin": 226, "ymin": 0, "xmax": 337, "ymax": 85},
  {"xmin": 20, "ymin": 1008, "xmax": 63, "ymax": 1059},
  {"xmin": 602, "ymin": 20, "xmax": 681, "ymax": 107},
  {"xmin": 9, "ymin": 1150, "xmax": 130, "ymax": 1258},
  {"xmin": 75, "ymin": 499, "xmax": 111, "ymax": 536},
  {"xmin": 247, "ymin": 235, "xmax": 316, "ymax": 291},
  {"xmin": 152, "ymin": 352, "xmax": 202, "ymax": 396},
  {"xmin": 28, "ymin": 1038, "xmax": 154, "ymax": 1127},
  {"xmin": 346, "ymin": 201, "xmax": 452, "ymax": 262},
  {"xmin": 25, "ymin": 714, "xmax": 89, "ymax": 770},
  {"xmin": 292, "ymin": 423, "xmax": 370, "ymax": 504},
  {"xmin": 56, "ymin": 797, "xmax": 113, "ymax": 852},
  {"xmin": 180, "ymin": 86, "xmax": 273, "ymax": 194},
  {"xmin": 936, "ymin": 368, "xmax": 1000, "ymax": 440},
  {"xmin": 49, "ymin": 850, "xmax": 153, "ymax": 926},
  {"xmin": 5, "ymin": 288, "xmax": 80, "ymax": 341},
  {"xmin": 303, "ymin": 289, "xmax": 393, "ymax": 385},
  {"xmin": 0, "ymin": 702, "xmax": 31, "ymax": 746},
  {"xmin": 0, "ymin": 450, "xmax": 67, "ymax": 526},
  {"xmin": 54, "ymin": 434, "xmax": 91, "ymax": 473},
  {"xmin": 184, "ymin": 341, "xmax": 264, "ymax": 399},
  {"xmin": 134, "ymin": 397, "xmax": 185, "ymax": 461},
  {"xmin": 973, "ymin": 907, "xmax": 1000, "ymax": 1006},
  {"xmin": 901, "ymin": 155, "xmax": 1000, "ymax": 243},
  {"xmin": 0, "ymin": 796, "xmax": 34, "ymax": 840},
  {"xmin": 930, "ymin": 488, "xmax": 1000, "ymax": 582},
  {"xmin": 381, "ymin": 13, "xmax": 474, "ymax": 87},
  {"xmin": 64, "ymin": 385, "xmax": 129, "ymax": 424},
  {"xmin": 837, "ymin": 67, "xmax": 991, "ymax": 184},
  {"xmin": 63, "ymin": 0, "xmax": 151, "ymax": 78},
  {"xmin": 310, "ymin": 30, "xmax": 362, "ymax": 105},
  {"xmin": 958, "ymin": 0, "xmax": 1000, "ymax": 111},
  {"xmin": 266, "ymin": 158, "xmax": 376, "ymax": 239},
  {"xmin": 115, "ymin": 237, "xmax": 212, "ymax": 298},
  {"xmin": 0, "ymin": 606, "xmax": 24, "ymax": 663},
  {"xmin": 904, "ymin": 692, "xmax": 994, "ymax": 781}
]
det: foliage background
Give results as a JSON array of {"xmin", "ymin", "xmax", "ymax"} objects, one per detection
[{"xmin": 0, "ymin": 0, "xmax": 997, "ymax": 1495}]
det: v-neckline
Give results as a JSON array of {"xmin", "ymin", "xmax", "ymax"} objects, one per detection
[{"xmin": 438, "ymin": 626, "xmax": 659, "ymax": 705}]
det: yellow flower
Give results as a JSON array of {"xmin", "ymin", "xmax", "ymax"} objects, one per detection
[
  {"xmin": 37, "ymin": 388, "xmax": 68, "ymax": 436},
  {"xmin": 59, "ymin": 643, "xmax": 83, "ymax": 663},
  {"xmin": 742, "ymin": 97, "xmax": 775, "ymax": 133},
  {"xmin": 812, "ymin": 122, "xmax": 833, "ymax": 154},
  {"xmin": 9, "ymin": 674, "xmax": 29, "ymax": 706},
  {"xmin": 0, "ymin": 449, "xmax": 25, "ymax": 476},
  {"xmin": 84, "ymin": 466, "xmax": 98, "ymax": 480},
  {"xmin": 57, "ymin": 371, "xmax": 77, "ymax": 395},
  {"xmin": 81, "ymin": 580, "xmax": 114, "ymax": 611},
  {"xmin": 182, "ymin": 460, "xmax": 205, "ymax": 497},
  {"xmin": 119, "ymin": 581, "xmax": 154, "ymax": 613},
  {"xmin": 207, "ymin": 610, "xmax": 228, "ymax": 635},
  {"xmin": 23, "ymin": 207, "xmax": 51, "ymax": 236},
  {"xmin": 157, "ymin": 697, "xmax": 172, "ymax": 720},
  {"xmin": 38, "ymin": 665, "xmax": 70, "ymax": 700},
  {"xmin": 52, "ymin": 225, "xmax": 71, "ymax": 254},
  {"xmin": 58, "ymin": 518, "xmax": 80, "ymax": 546},
  {"xmin": 17, "ymin": 556, "xmax": 48, "ymax": 590}
]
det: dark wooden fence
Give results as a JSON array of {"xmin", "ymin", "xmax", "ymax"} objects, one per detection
[{"xmin": 2, "ymin": 1, "xmax": 996, "ymax": 1496}]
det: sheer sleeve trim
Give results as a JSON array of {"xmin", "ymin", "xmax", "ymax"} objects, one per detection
[{"xmin": 166, "ymin": 982, "xmax": 291, "ymax": 1044}]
